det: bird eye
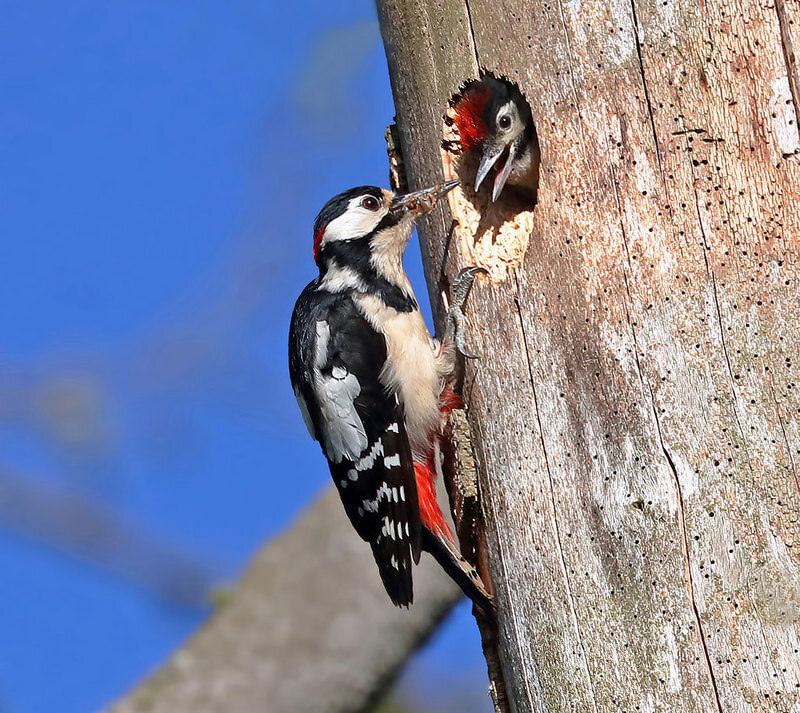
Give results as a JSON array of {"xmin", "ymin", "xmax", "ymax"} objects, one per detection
[
  {"xmin": 498, "ymin": 115, "xmax": 512, "ymax": 130},
  {"xmin": 361, "ymin": 196, "xmax": 380, "ymax": 211}
]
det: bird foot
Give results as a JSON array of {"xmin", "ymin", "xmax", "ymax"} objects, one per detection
[{"xmin": 445, "ymin": 266, "xmax": 487, "ymax": 359}]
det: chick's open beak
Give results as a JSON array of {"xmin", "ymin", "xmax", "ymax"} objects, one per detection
[
  {"xmin": 475, "ymin": 140, "xmax": 517, "ymax": 201},
  {"xmin": 390, "ymin": 179, "xmax": 459, "ymax": 216},
  {"xmin": 491, "ymin": 144, "xmax": 517, "ymax": 201},
  {"xmin": 474, "ymin": 145, "xmax": 504, "ymax": 193}
]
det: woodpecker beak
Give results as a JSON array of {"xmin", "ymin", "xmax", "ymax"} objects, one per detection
[
  {"xmin": 475, "ymin": 141, "xmax": 517, "ymax": 201},
  {"xmin": 390, "ymin": 180, "xmax": 459, "ymax": 216}
]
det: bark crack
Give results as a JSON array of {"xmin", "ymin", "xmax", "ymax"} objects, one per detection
[
  {"xmin": 703, "ymin": 225, "xmax": 747, "ymax": 442},
  {"xmin": 414, "ymin": 0, "xmax": 445, "ymax": 134},
  {"xmin": 629, "ymin": 0, "xmax": 664, "ymax": 176},
  {"xmin": 769, "ymin": 381, "xmax": 800, "ymax": 495},
  {"xmin": 621, "ymin": 275, "xmax": 725, "ymax": 713},
  {"xmin": 678, "ymin": 113, "xmax": 759, "ymax": 497},
  {"xmin": 511, "ymin": 272, "xmax": 600, "ymax": 713},
  {"xmin": 611, "ymin": 171, "xmax": 723, "ymax": 713},
  {"xmin": 619, "ymin": 266, "xmax": 724, "ymax": 712},
  {"xmin": 687, "ymin": 163, "xmax": 748, "ymax": 445},
  {"xmin": 645, "ymin": 384, "xmax": 725, "ymax": 713},
  {"xmin": 774, "ymin": 0, "xmax": 800, "ymax": 140},
  {"xmin": 462, "ymin": 0, "xmax": 481, "ymax": 71}
]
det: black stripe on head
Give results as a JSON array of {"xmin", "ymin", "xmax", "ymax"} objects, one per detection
[
  {"xmin": 372, "ymin": 206, "xmax": 404, "ymax": 233},
  {"xmin": 481, "ymin": 76, "xmax": 513, "ymax": 128},
  {"xmin": 319, "ymin": 237, "xmax": 418, "ymax": 313}
]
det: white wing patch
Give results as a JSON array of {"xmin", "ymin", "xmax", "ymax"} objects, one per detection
[
  {"xmin": 361, "ymin": 481, "xmax": 392, "ymax": 514},
  {"xmin": 313, "ymin": 320, "xmax": 367, "ymax": 463},
  {"xmin": 317, "ymin": 366, "xmax": 368, "ymax": 463}
]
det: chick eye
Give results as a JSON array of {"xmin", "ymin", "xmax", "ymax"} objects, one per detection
[
  {"xmin": 361, "ymin": 196, "xmax": 380, "ymax": 211},
  {"xmin": 498, "ymin": 115, "xmax": 512, "ymax": 130}
]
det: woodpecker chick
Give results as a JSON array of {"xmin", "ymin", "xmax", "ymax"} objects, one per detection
[
  {"xmin": 289, "ymin": 181, "xmax": 493, "ymax": 613},
  {"xmin": 452, "ymin": 74, "xmax": 540, "ymax": 203}
]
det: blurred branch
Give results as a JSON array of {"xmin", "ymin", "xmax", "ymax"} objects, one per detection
[
  {"xmin": 105, "ymin": 488, "xmax": 462, "ymax": 713},
  {"xmin": 0, "ymin": 470, "xmax": 219, "ymax": 609}
]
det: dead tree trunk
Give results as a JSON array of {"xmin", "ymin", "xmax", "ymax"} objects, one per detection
[{"xmin": 376, "ymin": 1, "xmax": 800, "ymax": 711}]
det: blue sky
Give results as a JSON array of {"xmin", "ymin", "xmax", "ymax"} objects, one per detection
[{"xmin": 0, "ymin": 2, "xmax": 487, "ymax": 712}]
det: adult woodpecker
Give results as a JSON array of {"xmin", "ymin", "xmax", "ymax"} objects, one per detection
[
  {"xmin": 288, "ymin": 180, "xmax": 492, "ymax": 612},
  {"xmin": 451, "ymin": 74, "xmax": 540, "ymax": 203}
]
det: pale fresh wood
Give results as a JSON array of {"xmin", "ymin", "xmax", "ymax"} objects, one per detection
[{"xmin": 377, "ymin": 0, "xmax": 800, "ymax": 710}]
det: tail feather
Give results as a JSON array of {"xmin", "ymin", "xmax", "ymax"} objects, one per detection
[
  {"xmin": 371, "ymin": 540, "xmax": 414, "ymax": 607},
  {"xmin": 422, "ymin": 528, "xmax": 495, "ymax": 616},
  {"xmin": 367, "ymin": 403, "xmax": 423, "ymax": 607}
]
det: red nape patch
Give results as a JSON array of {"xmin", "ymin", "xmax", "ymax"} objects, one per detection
[
  {"xmin": 414, "ymin": 457, "xmax": 454, "ymax": 542},
  {"xmin": 453, "ymin": 85, "xmax": 490, "ymax": 151},
  {"xmin": 312, "ymin": 227, "xmax": 325, "ymax": 264}
]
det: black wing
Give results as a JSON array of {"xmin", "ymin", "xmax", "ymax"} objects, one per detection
[{"xmin": 288, "ymin": 283, "xmax": 423, "ymax": 605}]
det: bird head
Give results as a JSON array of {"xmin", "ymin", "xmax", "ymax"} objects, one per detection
[
  {"xmin": 312, "ymin": 181, "xmax": 458, "ymax": 266},
  {"xmin": 452, "ymin": 75, "xmax": 535, "ymax": 201}
]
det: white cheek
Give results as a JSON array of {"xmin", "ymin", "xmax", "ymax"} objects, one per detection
[{"xmin": 324, "ymin": 199, "xmax": 386, "ymax": 242}]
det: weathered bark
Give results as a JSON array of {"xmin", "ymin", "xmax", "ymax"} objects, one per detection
[
  {"xmin": 376, "ymin": 1, "xmax": 800, "ymax": 711},
  {"xmin": 104, "ymin": 489, "xmax": 460, "ymax": 713}
]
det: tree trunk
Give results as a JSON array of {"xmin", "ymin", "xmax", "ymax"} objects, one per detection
[{"xmin": 376, "ymin": 0, "xmax": 800, "ymax": 711}]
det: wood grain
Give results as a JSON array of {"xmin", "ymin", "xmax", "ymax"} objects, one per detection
[{"xmin": 377, "ymin": 0, "xmax": 800, "ymax": 710}]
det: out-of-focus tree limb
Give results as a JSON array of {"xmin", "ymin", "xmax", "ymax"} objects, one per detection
[
  {"xmin": 105, "ymin": 488, "xmax": 462, "ymax": 713},
  {"xmin": 0, "ymin": 471, "xmax": 219, "ymax": 609}
]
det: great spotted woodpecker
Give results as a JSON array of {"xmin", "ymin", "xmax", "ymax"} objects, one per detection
[
  {"xmin": 452, "ymin": 74, "xmax": 540, "ymax": 202},
  {"xmin": 288, "ymin": 181, "xmax": 492, "ymax": 612}
]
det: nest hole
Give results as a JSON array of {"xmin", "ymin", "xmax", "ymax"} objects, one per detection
[{"xmin": 441, "ymin": 70, "xmax": 540, "ymax": 281}]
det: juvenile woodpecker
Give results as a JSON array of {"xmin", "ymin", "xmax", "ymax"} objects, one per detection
[
  {"xmin": 452, "ymin": 74, "xmax": 540, "ymax": 202},
  {"xmin": 288, "ymin": 181, "xmax": 492, "ymax": 612}
]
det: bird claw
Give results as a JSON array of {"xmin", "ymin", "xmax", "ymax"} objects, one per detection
[{"xmin": 445, "ymin": 266, "xmax": 487, "ymax": 359}]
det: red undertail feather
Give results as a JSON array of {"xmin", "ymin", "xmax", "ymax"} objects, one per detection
[
  {"xmin": 439, "ymin": 384, "xmax": 463, "ymax": 419},
  {"xmin": 414, "ymin": 456, "xmax": 454, "ymax": 543},
  {"xmin": 414, "ymin": 383, "xmax": 464, "ymax": 541}
]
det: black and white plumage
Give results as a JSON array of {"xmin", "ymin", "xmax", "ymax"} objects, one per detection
[
  {"xmin": 289, "ymin": 282, "xmax": 423, "ymax": 602},
  {"xmin": 288, "ymin": 181, "xmax": 493, "ymax": 612}
]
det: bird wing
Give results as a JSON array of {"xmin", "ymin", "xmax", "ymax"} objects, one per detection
[{"xmin": 289, "ymin": 285, "xmax": 423, "ymax": 605}]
